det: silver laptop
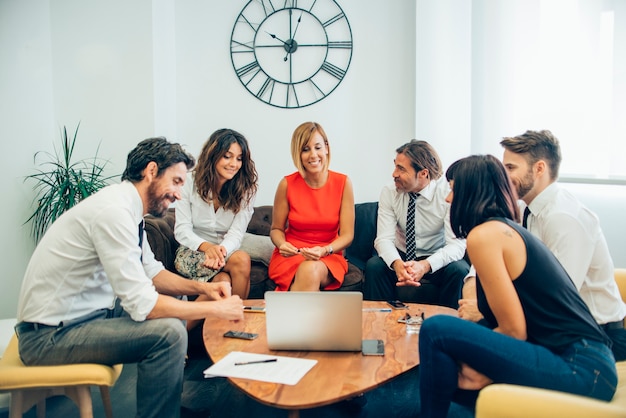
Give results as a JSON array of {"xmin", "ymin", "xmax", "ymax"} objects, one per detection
[{"xmin": 264, "ymin": 291, "xmax": 363, "ymax": 351}]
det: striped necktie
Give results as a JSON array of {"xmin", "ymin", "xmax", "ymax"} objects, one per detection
[{"xmin": 405, "ymin": 192, "xmax": 419, "ymax": 261}]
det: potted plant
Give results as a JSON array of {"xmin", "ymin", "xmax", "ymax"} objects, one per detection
[{"xmin": 25, "ymin": 123, "xmax": 117, "ymax": 242}]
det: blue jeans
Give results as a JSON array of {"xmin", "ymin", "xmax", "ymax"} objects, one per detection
[
  {"xmin": 15, "ymin": 305, "xmax": 187, "ymax": 418},
  {"xmin": 419, "ymin": 315, "xmax": 617, "ymax": 418}
]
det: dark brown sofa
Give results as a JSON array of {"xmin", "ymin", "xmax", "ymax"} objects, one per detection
[{"xmin": 144, "ymin": 202, "xmax": 379, "ymax": 299}]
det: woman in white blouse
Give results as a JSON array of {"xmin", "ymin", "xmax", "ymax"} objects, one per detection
[{"xmin": 174, "ymin": 129, "xmax": 258, "ymax": 323}]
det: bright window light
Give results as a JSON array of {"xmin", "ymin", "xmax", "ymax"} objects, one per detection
[{"xmin": 472, "ymin": 0, "xmax": 626, "ymax": 182}]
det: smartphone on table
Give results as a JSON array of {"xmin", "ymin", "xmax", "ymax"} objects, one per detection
[
  {"xmin": 362, "ymin": 339, "xmax": 385, "ymax": 356},
  {"xmin": 223, "ymin": 330, "xmax": 258, "ymax": 340},
  {"xmin": 386, "ymin": 300, "xmax": 408, "ymax": 310}
]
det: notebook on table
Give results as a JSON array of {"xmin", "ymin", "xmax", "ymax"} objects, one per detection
[{"xmin": 264, "ymin": 291, "xmax": 363, "ymax": 351}]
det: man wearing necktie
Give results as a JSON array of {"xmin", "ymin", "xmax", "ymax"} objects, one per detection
[
  {"xmin": 15, "ymin": 138, "xmax": 245, "ymax": 418},
  {"xmin": 363, "ymin": 140, "xmax": 469, "ymax": 309},
  {"xmin": 461, "ymin": 130, "xmax": 626, "ymax": 361}
]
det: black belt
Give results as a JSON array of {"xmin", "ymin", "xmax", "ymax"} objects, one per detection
[
  {"xmin": 15, "ymin": 322, "xmax": 57, "ymax": 333},
  {"xmin": 601, "ymin": 320, "xmax": 624, "ymax": 331}
]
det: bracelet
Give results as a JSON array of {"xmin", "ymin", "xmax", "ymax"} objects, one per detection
[{"xmin": 327, "ymin": 245, "xmax": 334, "ymax": 256}]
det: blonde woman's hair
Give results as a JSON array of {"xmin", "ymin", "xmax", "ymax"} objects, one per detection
[{"xmin": 290, "ymin": 122, "xmax": 330, "ymax": 176}]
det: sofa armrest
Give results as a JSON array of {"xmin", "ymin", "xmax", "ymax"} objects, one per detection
[
  {"xmin": 246, "ymin": 206, "xmax": 273, "ymax": 236},
  {"xmin": 144, "ymin": 208, "xmax": 178, "ymax": 273},
  {"xmin": 476, "ymin": 384, "xmax": 626, "ymax": 418},
  {"xmin": 344, "ymin": 201, "xmax": 378, "ymax": 270}
]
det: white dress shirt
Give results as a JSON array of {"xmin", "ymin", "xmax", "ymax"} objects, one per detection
[
  {"xmin": 524, "ymin": 182, "xmax": 626, "ymax": 324},
  {"xmin": 174, "ymin": 173, "xmax": 255, "ymax": 256},
  {"xmin": 374, "ymin": 177, "xmax": 466, "ymax": 272},
  {"xmin": 17, "ymin": 181, "xmax": 162, "ymax": 325}
]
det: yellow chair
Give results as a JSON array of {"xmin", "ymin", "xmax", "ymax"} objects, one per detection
[
  {"xmin": 616, "ymin": 268, "xmax": 626, "ymax": 306},
  {"xmin": 0, "ymin": 333, "xmax": 123, "ymax": 418},
  {"xmin": 476, "ymin": 268, "xmax": 626, "ymax": 418}
]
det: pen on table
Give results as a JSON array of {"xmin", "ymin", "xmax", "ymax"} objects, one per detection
[
  {"xmin": 362, "ymin": 308, "xmax": 392, "ymax": 312},
  {"xmin": 234, "ymin": 359, "xmax": 278, "ymax": 366}
]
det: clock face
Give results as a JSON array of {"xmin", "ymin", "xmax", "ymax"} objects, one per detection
[{"xmin": 231, "ymin": 0, "xmax": 353, "ymax": 109}]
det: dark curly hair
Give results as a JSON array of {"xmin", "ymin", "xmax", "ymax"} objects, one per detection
[{"xmin": 194, "ymin": 129, "xmax": 258, "ymax": 213}]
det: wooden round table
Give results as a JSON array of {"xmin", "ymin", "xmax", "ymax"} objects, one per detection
[{"xmin": 203, "ymin": 300, "xmax": 457, "ymax": 417}]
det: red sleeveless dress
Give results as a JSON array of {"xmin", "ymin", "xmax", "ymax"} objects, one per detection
[{"xmin": 268, "ymin": 170, "xmax": 348, "ymax": 291}]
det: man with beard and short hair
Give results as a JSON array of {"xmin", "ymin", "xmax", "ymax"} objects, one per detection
[
  {"xmin": 363, "ymin": 140, "xmax": 469, "ymax": 309},
  {"xmin": 15, "ymin": 137, "xmax": 244, "ymax": 418},
  {"xmin": 460, "ymin": 130, "xmax": 626, "ymax": 361}
]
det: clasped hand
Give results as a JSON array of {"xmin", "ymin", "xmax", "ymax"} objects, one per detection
[
  {"xmin": 278, "ymin": 242, "xmax": 326, "ymax": 260},
  {"xmin": 202, "ymin": 244, "xmax": 227, "ymax": 270},
  {"xmin": 299, "ymin": 246, "xmax": 326, "ymax": 260},
  {"xmin": 202, "ymin": 282, "xmax": 243, "ymax": 321},
  {"xmin": 202, "ymin": 281, "xmax": 232, "ymax": 300},
  {"xmin": 395, "ymin": 260, "xmax": 430, "ymax": 287},
  {"xmin": 458, "ymin": 299, "xmax": 484, "ymax": 322}
]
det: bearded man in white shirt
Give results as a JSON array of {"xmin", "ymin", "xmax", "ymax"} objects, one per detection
[
  {"xmin": 461, "ymin": 130, "xmax": 626, "ymax": 361},
  {"xmin": 363, "ymin": 140, "xmax": 469, "ymax": 309},
  {"xmin": 15, "ymin": 137, "xmax": 245, "ymax": 418}
]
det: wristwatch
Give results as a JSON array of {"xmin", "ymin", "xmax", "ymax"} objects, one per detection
[{"xmin": 327, "ymin": 245, "xmax": 334, "ymax": 255}]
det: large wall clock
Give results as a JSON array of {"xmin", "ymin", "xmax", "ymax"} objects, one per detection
[{"xmin": 230, "ymin": 0, "xmax": 353, "ymax": 109}]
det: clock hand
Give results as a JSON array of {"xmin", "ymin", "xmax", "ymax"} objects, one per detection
[
  {"xmin": 265, "ymin": 31, "xmax": 288, "ymax": 46},
  {"xmin": 284, "ymin": 13, "xmax": 303, "ymax": 62},
  {"xmin": 291, "ymin": 13, "xmax": 303, "ymax": 41},
  {"xmin": 267, "ymin": 31, "xmax": 295, "ymax": 61}
]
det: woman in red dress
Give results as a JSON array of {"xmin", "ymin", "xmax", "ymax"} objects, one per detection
[{"xmin": 268, "ymin": 122, "xmax": 355, "ymax": 291}]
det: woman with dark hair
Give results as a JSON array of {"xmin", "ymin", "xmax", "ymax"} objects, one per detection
[
  {"xmin": 268, "ymin": 121, "xmax": 354, "ymax": 291},
  {"xmin": 174, "ymin": 129, "xmax": 258, "ymax": 314},
  {"xmin": 418, "ymin": 155, "xmax": 616, "ymax": 417}
]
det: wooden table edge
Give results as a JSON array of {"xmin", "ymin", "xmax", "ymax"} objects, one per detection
[{"xmin": 202, "ymin": 300, "xmax": 457, "ymax": 413}]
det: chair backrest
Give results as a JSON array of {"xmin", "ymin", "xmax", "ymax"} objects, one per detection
[{"xmin": 615, "ymin": 268, "xmax": 626, "ymax": 303}]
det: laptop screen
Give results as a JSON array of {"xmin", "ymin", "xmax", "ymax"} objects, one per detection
[{"xmin": 264, "ymin": 291, "xmax": 363, "ymax": 351}]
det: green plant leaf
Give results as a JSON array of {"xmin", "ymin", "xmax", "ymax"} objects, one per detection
[{"xmin": 24, "ymin": 123, "xmax": 118, "ymax": 242}]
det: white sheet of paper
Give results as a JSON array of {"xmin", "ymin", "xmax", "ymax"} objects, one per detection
[{"xmin": 203, "ymin": 351, "xmax": 317, "ymax": 386}]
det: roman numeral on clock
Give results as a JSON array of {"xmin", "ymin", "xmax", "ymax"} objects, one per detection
[
  {"xmin": 236, "ymin": 61, "xmax": 261, "ymax": 78},
  {"xmin": 257, "ymin": 77, "xmax": 275, "ymax": 100},
  {"xmin": 323, "ymin": 12, "xmax": 345, "ymax": 27},
  {"xmin": 328, "ymin": 41, "xmax": 352, "ymax": 49},
  {"xmin": 320, "ymin": 61, "xmax": 346, "ymax": 79}
]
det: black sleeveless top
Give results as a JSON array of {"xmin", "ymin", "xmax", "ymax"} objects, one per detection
[{"xmin": 476, "ymin": 217, "xmax": 610, "ymax": 353}]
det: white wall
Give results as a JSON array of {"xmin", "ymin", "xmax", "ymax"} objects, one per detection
[
  {"xmin": 0, "ymin": 0, "xmax": 416, "ymax": 318},
  {"xmin": 1, "ymin": 0, "xmax": 54, "ymax": 321},
  {"xmin": 414, "ymin": 0, "xmax": 626, "ymax": 269},
  {"xmin": 172, "ymin": 1, "xmax": 416, "ymax": 205},
  {"xmin": 0, "ymin": 1, "xmax": 623, "ymax": 320},
  {"xmin": 415, "ymin": 0, "xmax": 472, "ymax": 166}
]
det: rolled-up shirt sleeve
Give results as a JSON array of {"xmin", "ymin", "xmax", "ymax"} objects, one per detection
[{"xmin": 93, "ymin": 207, "xmax": 159, "ymax": 322}]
